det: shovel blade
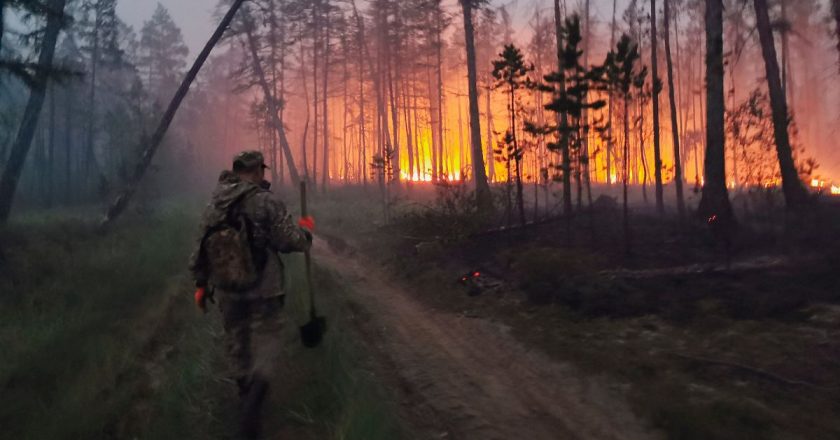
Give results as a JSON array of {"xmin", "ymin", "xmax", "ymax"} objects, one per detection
[{"xmin": 299, "ymin": 316, "xmax": 327, "ymax": 348}]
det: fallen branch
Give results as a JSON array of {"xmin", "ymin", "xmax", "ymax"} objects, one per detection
[
  {"xmin": 667, "ymin": 351, "xmax": 840, "ymax": 391},
  {"xmin": 469, "ymin": 215, "xmax": 569, "ymax": 238},
  {"xmin": 98, "ymin": 0, "xmax": 248, "ymax": 229}
]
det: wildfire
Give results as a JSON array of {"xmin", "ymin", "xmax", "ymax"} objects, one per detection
[
  {"xmin": 400, "ymin": 170, "xmax": 462, "ymax": 182},
  {"xmin": 810, "ymin": 179, "xmax": 840, "ymax": 195}
]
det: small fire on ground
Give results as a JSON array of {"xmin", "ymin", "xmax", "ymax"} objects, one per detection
[{"xmin": 810, "ymin": 179, "xmax": 840, "ymax": 195}]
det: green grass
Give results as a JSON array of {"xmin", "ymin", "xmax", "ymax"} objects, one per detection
[
  {"xmin": 0, "ymin": 206, "xmax": 198, "ymax": 439},
  {"xmin": 139, "ymin": 254, "xmax": 403, "ymax": 440},
  {"xmin": 0, "ymin": 202, "xmax": 403, "ymax": 439}
]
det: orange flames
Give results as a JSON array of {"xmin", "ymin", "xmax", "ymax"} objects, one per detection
[{"xmin": 810, "ymin": 179, "xmax": 840, "ymax": 195}]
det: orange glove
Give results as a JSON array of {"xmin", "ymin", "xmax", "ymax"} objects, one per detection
[
  {"xmin": 195, "ymin": 287, "xmax": 208, "ymax": 312},
  {"xmin": 298, "ymin": 216, "xmax": 315, "ymax": 231}
]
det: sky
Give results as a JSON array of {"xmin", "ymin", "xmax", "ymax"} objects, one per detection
[
  {"xmin": 116, "ymin": 0, "xmax": 636, "ymax": 57},
  {"xmin": 117, "ymin": 0, "xmax": 217, "ymax": 57}
]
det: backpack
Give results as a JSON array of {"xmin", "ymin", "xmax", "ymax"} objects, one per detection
[{"xmin": 201, "ymin": 194, "xmax": 261, "ymax": 291}]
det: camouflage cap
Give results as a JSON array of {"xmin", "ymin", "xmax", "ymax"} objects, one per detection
[{"xmin": 233, "ymin": 150, "xmax": 269, "ymax": 171}]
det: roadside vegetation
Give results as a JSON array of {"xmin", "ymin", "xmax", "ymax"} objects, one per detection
[
  {"xmin": 311, "ymin": 185, "xmax": 840, "ymax": 439},
  {"xmin": 0, "ymin": 204, "xmax": 401, "ymax": 439}
]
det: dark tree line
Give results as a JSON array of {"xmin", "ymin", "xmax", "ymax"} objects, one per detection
[{"xmin": 1, "ymin": 0, "xmax": 837, "ymax": 227}]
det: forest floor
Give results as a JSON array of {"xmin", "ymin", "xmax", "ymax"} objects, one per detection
[
  {"xmin": 2, "ymin": 187, "xmax": 840, "ymax": 439},
  {"xmin": 310, "ymin": 185, "xmax": 840, "ymax": 440}
]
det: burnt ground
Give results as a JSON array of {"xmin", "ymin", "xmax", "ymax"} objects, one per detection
[{"xmin": 315, "ymin": 191, "xmax": 840, "ymax": 440}]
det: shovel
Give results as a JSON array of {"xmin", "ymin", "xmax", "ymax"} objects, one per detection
[{"xmin": 299, "ymin": 182, "xmax": 326, "ymax": 348}]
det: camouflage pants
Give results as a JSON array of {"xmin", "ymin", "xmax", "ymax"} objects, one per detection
[{"xmin": 219, "ymin": 295, "xmax": 286, "ymax": 394}]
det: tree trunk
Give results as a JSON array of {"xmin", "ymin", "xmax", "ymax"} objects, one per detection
[
  {"xmin": 0, "ymin": 0, "xmax": 66, "ymax": 224},
  {"xmin": 752, "ymin": 0, "xmax": 808, "ymax": 209},
  {"xmin": 833, "ymin": 0, "xmax": 840, "ymax": 74},
  {"xmin": 697, "ymin": 0, "xmax": 733, "ymax": 222},
  {"xmin": 387, "ymin": 44, "xmax": 401, "ymax": 184},
  {"xmin": 664, "ymin": 0, "xmax": 686, "ymax": 220},
  {"xmin": 435, "ymin": 10, "xmax": 445, "ymax": 179},
  {"xmin": 460, "ymin": 0, "xmax": 492, "ymax": 213},
  {"xmin": 85, "ymin": 7, "xmax": 100, "ymax": 189},
  {"xmin": 624, "ymin": 96, "xmax": 631, "ymax": 255},
  {"xmin": 342, "ymin": 34, "xmax": 349, "ymax": 182},
  {"xmin": 268, "ymin": 0, "xmax": 280, "ymax": 183},
  {"xmin": 99, "ymin": 0, "xmax": 259, "ymax": 227},
  {"xmin": 553, "ymin": 0, "xmax": 572, "ymax": 217},
  {"xmin": 312, "ymin": 7, "xmax": 319, "ymax": 188},
  {"xmin": 244, "ymin": 25, "xmax": 301, "ymax": 186},
  {"xmin": 64, "ymin": 84, "xmax": 73, "ymax": 203},
  {"xmin": 321, "ymin": 1, "xmax": 330, "ymax": 190},
  {"xmin": 47, "ymin": 84, "xmax": 56, "ymax": 208},
  {"xmin": 607, "ymin": 0, "xmax": 617, "ymax": 185},
  {"xmin": 583, "ymin": 0, "xmax": 593, "ymax": 205},
  {"xmin": 350, "ymin": 0, "xmax": 368, "ymax": 186},
  {"xmin": 651, "ymin": 0, "xmax": 665, "ymax": 214},
  {"xmin": 485, "ymin": 73, "xmax": 494, "ymax": 182},
  {"xmin": 427, "ymin": 57, "xmax": 439, "ymax": 180},
  {"xmin": 0, "ymin": 0, "xmax": 5, "ymax": 58},
  {"xmin": 300, "ymin": 34, "xmax": 311, "ymax": 181}
]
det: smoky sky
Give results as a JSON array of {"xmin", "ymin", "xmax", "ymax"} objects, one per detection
[{"xmin": 116, "ymin": 0, "xmax": 636, "ymax": 56}]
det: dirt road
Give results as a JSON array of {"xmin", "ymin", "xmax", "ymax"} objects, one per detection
[{"xmin": 314, "ymin": 238, "xmax": 661, "ymax": 440}]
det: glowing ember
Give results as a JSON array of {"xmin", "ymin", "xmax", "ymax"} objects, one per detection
[
  {"xmin": 832, "ymin": 185, "xmax": 840, "ymax": 196},
  {"xmin": 811, "ymin": 179, "xmax": 826, "ymax": 189}
]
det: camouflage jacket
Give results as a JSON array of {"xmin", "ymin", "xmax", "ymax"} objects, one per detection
[{"xmin": 189, "ymin": 171, "xmax": 311, "ymax": 300}]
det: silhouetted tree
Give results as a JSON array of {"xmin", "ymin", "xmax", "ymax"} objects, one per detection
[
  {"xmin": 492, "ymin": 44, "xmax": 532, "ymax": 226},
  {"xmin": 603, "ymin": 34, "xmax": 646, "ymax": 255},
  {"xmin": 663, "ymin": 0, "xmax": 686, "ymax": 220},
  {"xmin": 697, "ymin": 0, "xmax": 734, "ymax": 225},
  {"xmin": 0, "ymin": 0, "xmax": 67, "ymax": 224},
  {"xmin": 752, "ymin": 0, "xmax": 809, "ymax": 210},
  {"xmin": 459, "ymin": 0, "xmax": 493, "ymax": 214}
]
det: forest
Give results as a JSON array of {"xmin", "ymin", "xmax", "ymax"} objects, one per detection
[{"xmin": 2, "ymin": 0, "xmax": 840, "ymax": 439}]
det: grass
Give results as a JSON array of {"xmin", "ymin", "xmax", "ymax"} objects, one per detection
[
  {"xmin": 0, "ymin": 201, "xmax": 403, "ymax": 439},
  {"xmin": 138, "ymin": 250, "xmax": 402, "ymax": 440},
  {"xmin": 307, "ymin": 189, "xmax": 840, "ymax": 439},
  {"xmin": 0, "ymin": 206, "xmax": 197, "ymax": 439}
]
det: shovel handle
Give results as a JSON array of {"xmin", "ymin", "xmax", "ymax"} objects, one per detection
[{"xmin": 300, "ymin": 182, "xmax": 316, "ymax": 317}]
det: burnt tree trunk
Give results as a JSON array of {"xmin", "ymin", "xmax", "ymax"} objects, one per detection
[
  {"xmin": 833, "ymin": 0, "xmax": 840, "ymax": 74},
  {"xmin": 244, "ymin": 23, "xmax": 301, "ymax": 186},
  {"xmin": 664, "ymin": 0, "xmax": 686, "ymax": 220},
  {"xmin": 321, "ymin": 1, "xmax": 330, "ymax": 190},
  {"xmin": 651, "ymin": 0, "xmax": 665, "ymax": 214},
  {"xmin": 460, "ymin": 0, "xmax": 492, "ymax": 213},
  {"xmin": 100, "ymin": 0, "xmax": 254, "ymax": 227},
  {"xmin": 697, "ymin": 0, "xmax": 733, "ymax": 223},
  {"xmin": 554, "ymin": 0, "xmax": 572, "ymax": 218},
  {"xmin": 753, "ymin": 0, "xmax": 809, "ymax": 209},
  {"xmin": 0, "ymin": 0, "xmax": 66, "ymax": 224}
]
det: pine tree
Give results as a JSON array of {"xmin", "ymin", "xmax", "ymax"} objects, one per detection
[
  {"xmin": 79, "ymin": 0, "xmax": 119, "ymax": 189},
  {"xmin": 603, "ymin": 34, "xmax": 646, "ymax": 255},
  {"xmin": 833, "ymin": 0, "xmax": 840, "ymax": 73},
  {"xmin": 650, "ymin": 0, "xmax": 664, "ymax": 214},
  {"xmin": 0, "ymin": 0, "xmax": 67, "ymax": 223},
  {"xmin": 492, "ymin": 43, "xmax": 532, "ymax": 226},
  {"xmin": 459, "ymin": 0, "xmax": 493, "ymax": 214},
  {"xmin": 697, "ymin": 0, "xmax": 734, "ymax": 225},
  {"xmin": 139, "ymin": 3, "xmax": 189, "ymax": 103},
  {"xmin": 663, "ymin": 0, "xmax": 686, "ymax": 220},
  {"xmin": 752, "ymin": 0, "xmax": 808, "ymax": 210}
]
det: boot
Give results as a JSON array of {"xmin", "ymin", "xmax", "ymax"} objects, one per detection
[{"xmin": 239, "ymin": 376, "xmax": 269, "ymax": 439}]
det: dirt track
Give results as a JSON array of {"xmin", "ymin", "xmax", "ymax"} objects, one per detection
[{"xmin": 314, "ymin": 238, "xmax": 661, "ymax": 440}]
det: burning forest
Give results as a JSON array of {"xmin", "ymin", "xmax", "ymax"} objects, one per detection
[{"xmin": 2, "ymin": 0, "xmax": 840, "ymax": 439}]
